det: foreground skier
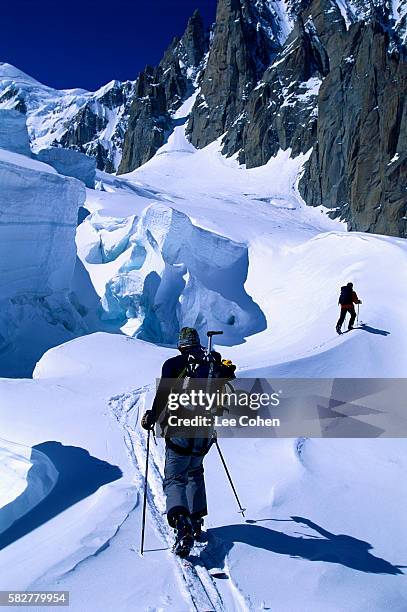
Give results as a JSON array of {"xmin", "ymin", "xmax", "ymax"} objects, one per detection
[
  {"xmin": 141, "ymin": 327, "xmax": 235, "ymax": 557},
  {"xmin": 336, "ymin": 282, "xmax": 362, "ymax": 334}
]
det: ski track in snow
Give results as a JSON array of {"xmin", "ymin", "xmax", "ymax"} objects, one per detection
[{"xmin": 109, "ymin": 388, "xmax": 250, "ymax": 612}]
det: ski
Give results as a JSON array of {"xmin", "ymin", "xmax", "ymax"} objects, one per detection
[
  {"xmin": 185, "ymin": 533, "xmax": 230, "ymax": 581},
  {"xmin": 173, "ymin": 536, "xmax": 194, "ymax": 559},
  {"xmin": 336, "ymin": 326, "xmax": 362, "ymax": 335}
]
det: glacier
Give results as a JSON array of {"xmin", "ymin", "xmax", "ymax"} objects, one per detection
[
  {"xmin": 79, "ymin": 202, "xmax": 266, "ymax": 345},
  {"xmin": 0, "ymin": 148, "xmax": 86, "ymax": 377},
  {"xmin": 0, "ymin": 109, "xmax": 31, "ymax": 156},
  {"xmin": 36, "ymin": 147, "xmax": 96, "ymax": 189}
]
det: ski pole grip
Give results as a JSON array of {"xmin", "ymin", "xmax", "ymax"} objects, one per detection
[{"xmin": 207, "ymin": 331, "xmax": 223, "ymax": 337}]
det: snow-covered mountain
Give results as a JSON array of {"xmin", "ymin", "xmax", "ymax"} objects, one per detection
[
  {"xmin": 0, "ymin": 9, "xmax": 208, "ymax": 175},
  {"xmin": 1, "ymin": 1, "xmax": 406, "ymax": 236},
  {"xmin": 0, "ymin": 62, "xmax": 135, "ymax": 173},
  {"xmin": 0, "ymin": 2, "xmax": 407, "ymax": 610}
]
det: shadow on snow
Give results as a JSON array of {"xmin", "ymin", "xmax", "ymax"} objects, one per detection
[
  {"xmin": 0, "ymin": 441, "xmax": 122, "ymax": 551},
  {"xmin": 206, "ymin": 516, "xmax": 404, "ymax": 575},
  {"xmin": 359, "ymin": 324, "xmax": 390, "ymax": 336}
]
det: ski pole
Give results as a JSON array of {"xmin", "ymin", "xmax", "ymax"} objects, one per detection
[
  {"xmin": 215, "ymin": 439, "xmax": 246, "ymax": 518},
  {"xmin": 357, "ymin": 303, "xmax": 360, "ymax": 326},
  {"xmin": 140, "ymin": 428, "xmax": 151, "ymax": 555}
]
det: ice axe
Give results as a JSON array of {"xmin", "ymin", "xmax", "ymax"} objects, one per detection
[
  {"xmin": 207, "ymin": 330, "xmax": 223, "ymax": 354},
  {"xmin": 206, "ymin": 330, "xmax": 223, "ymax": 381}
]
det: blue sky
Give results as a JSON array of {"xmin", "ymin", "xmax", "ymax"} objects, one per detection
[{"xmin": 2, "ymin": 0, "xmax": 217, "ymax": 90}]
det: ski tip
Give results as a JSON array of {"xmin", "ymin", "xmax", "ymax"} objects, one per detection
[{"xmin": 209, "ymin": 570, "xmax": 229, "ymax": 580}]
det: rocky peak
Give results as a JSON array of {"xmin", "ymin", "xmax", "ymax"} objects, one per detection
[
  {"xmin": 225, "ymin": 2, "xmax": 331, "ymax": 166},
  {"xmin": 177, "ymin": 9, "xmax": 208, "ymax": 69},
  {"xmin": 117, "ymin": 11, "xmax": 210, "ymax": 174},
  {"xmin": 95, "ymin": 79, "xmax": 132, "ymax": 109},
  {"xmin": 186, "ymin": 0, "xmax": 281, "ymax": 149}
]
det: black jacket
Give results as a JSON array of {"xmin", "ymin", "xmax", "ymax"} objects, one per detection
[{"xmin": 150, "ymin": 347, "xmax": 222, "ymax": 429}]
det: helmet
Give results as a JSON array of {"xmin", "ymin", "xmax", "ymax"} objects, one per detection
[
  {"xmin": 347, "ymin": 282, "xmax": 353, "ymax": 288},
  {"xmin": 178, "ymin": 327, "xmax": 201, "ymax": 350}
]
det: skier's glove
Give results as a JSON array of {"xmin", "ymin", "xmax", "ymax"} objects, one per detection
[{"xmin": 141, "ymin": 410, "xmax": 155, "ymax": 431}]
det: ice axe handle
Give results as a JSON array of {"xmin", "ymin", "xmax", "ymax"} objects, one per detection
[{"xmin": 207, "ymin": 330, "xmax": 223, "ymax": 353}]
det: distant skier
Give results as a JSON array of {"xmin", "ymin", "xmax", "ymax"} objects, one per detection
[
  {"xmin": 141, "ymin": 327, "xmax": 235, "ymax": 557},
  {"xmin": 336, "ymin": 282, "xmax": 362, "ymax": 334}
]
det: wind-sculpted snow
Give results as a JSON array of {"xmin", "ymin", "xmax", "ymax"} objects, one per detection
[
  {"xmin": 0, "ymin": 149, "xmax": 87, "ymax": 376},
  {"xmin": 81, "ymin": 203, "xmax": 266, "ymax": 345},
  {"xmin": 0, "ymin": 440, "xmax": 58, "ymax": 535}
]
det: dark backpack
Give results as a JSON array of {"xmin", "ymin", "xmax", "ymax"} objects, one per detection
[
  {"xmin": 181, "ymin": 350, "xmax": 236, "ymax": 383},
  {"xmin": 162, "ymin": 350, "xmax": 236, "ymax": 450},
  {"xmin": 339, "ymin": 285, "xmax": 353, "ymax": 305}
]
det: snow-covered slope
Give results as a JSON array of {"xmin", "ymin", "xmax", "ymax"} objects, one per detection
[
  {"xmin": 1, "ymin": 330, "xmax": 405, "ymax": 610},
  {"xmin": 79, "ymin": 105, "xmax": 407, "ymax": 375}
]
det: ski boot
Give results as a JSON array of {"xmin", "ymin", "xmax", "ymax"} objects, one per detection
[
  {"xmin": 173, "ymin": 514, "xmax": 194, "ymax": 558},
  {"xmin": 336, "ymin": 324, "xmax": 342, "ymax": 335},
  {"xmin": 191, "ymin": 516, "xmax": 204, "ymax": 541},
  {"xmin": 348, "ymin": 325, "xmax": 354, "ymax": 331}
]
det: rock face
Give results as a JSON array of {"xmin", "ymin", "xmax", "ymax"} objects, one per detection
[
  {"xmin": 230, "ymin": 12, "xmax": 331, "ymax": 166},
  {"xmin": 185, "ymin": 0, "xmax": 407, "ymax": 237},
  {"xmin": 0, "ymin": 109, "xmax": 31, "ymax": 156},
  {"xmin": 36, "ymin": 147, "xmax": 96, "ymax": 188},
  {"xmin": 118, "ymin": 10, "xmax": 208, "ymax": 173},
  {"xmin": 186, "ymin": 0, "xmax": 280, "ymax": 149},
  {"xmin": 300, "ymin": 18, "xmax": 407, "ymax": 236},
  {"xmin": 57, "ymin": 80, "xmax": 135, "ymax": 173}
]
